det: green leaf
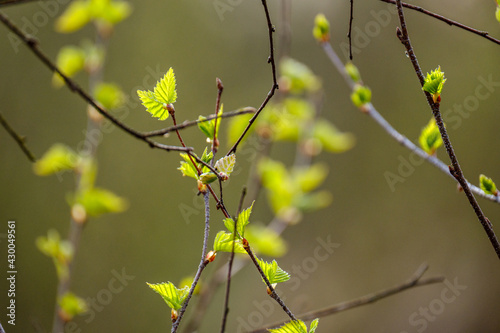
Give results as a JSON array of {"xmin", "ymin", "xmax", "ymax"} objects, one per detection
[
  {"xmin": 69, "ymin": 187, "xmax": 128, "ymax": 217},
  {"xmin": 295, "ymin": 191, "xmax": 333, "ymax": 212},
  {"xmin": 146, "ymin": 282, "xmax": 189, "ymax": 311},
  {"xmin": 223, "ymin": 201, "xmax": 254, "ymax": 239},
  {"xmin": 419, "ymin": 118, "xmax": 443, "ymax": 155},
  {"xmin": 292, "ymin": 163, "xmax": 328, "ymax": 193},
  {"xmin": 256, "ymin": 258, "xmax": 290, "ymax": 285},
  {"xmin": 58, "ymin": 292, "xmax": 87, "ymax": 320},
  {"xmin": 422, "ymin": 66, "xmax": 446, "ymax": 103},
  {"xmin": 52, "ymin": 46, "xmax": 86, "ymax": 87},
  {"xmin": 245, "ymin": 225, "xmax": 288, "ymax": 257},
  {"xmin": 215, "ymin": 154, "xmax": 236, "ymax": 180},
  {"xmin": 480, "ymin": 174, "xmax": 498, "ymax": 195},
  {"xmin": 198, "ymin": 107, "xmax": 223, "ymax": 142},
  {"xmin": 199, "ymin": 172, "xmax": 218, "ymax": 184},
  {"xmin": 94, "ymin": 82, "xmax": 124, "ymax": 109},
  {"xmin": 496, "ymin": 6, "xmax": 500, "ymax": 23},
  {"xmin": 227, "ymin": 110, "xmax": 254, "ymax": 148},
  {"xmin": 33, "ymin": 144, "xmax": 80, "ymax": 176},
  {"xmin": 55, "ymin": 1, "xmax": 91, "ymax": 33},
  {"xmin": 179, "ymin": 276, "xmax": 201, "ymax": 296},
  {"xmin": 213, "ymin": 231, "xmax": 246, "ymax": 253},
  {"xmin": 137, "ymin": 68, "xmax": 177, "ymax": 120},
  {"xmin": 309, "ymin": 319, "xmax": 319, "ymax": 333},
  {"xmin": 89, "ymin": 0, "xmax": 131, "ymax": 25},
  {"xmin": 280, "ymin": 58, "xmax": 321, "ymax": 93},
  {"xmin": 351, "ymin": 84, "xmax": 372, "ymax": 108},
  {"xmin": 268, "ymin": 320, "xmax": 308, "ymax": 333},
  {"xmin": 258, "ymin": 158, "xmax": 293, "ymax": 214},
  {"xmin": 36, "ymin": 229, "xmax": 73, "ymax": 279},
  {"xmin": 313, "ymin": 13, "xmax": 330, "ymax": 43},
  {"xmin": 312, "ymin": 119, "xmax": 355, "ymax": 153}
]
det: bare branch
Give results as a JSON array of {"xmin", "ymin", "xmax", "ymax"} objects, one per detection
[
  {"xmin": 380, "ymin": 0, "xmax": 500, "ymax": 46},
  {"xmin": 0, "ymin": 112, "xmax": 36, "ymax": 162},
  {"xmin": 250, "ymin": 263, "xmax": 444, "ymax": 333}
]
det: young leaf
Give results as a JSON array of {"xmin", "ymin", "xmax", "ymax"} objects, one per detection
[
  {"xmin": 224, "ymin": 201, "xmax": 254, "ymax": 238},
  {"xmin": 55, "ymin": 1, "xmax": 91, "ymax": 33},
  {"xmin": 199, "ymin": 172, "xmax": 218, "ymax": 184},
  {"xmin": 292, "ymin": 163, "xmax": 328, "ymax": 193},
  {"xmin": 256, "ymin": 258, "xmax": 290, "ymax": 285},
  {"xmin": 33, "ymin": 144, "xmax": 80, "ymax": 176},
  {"xmin": 422, "ymin": 66, "xmax": 446, "ymax": 103},
  {"xmin": 227, "ymin": 110, "xmax": 254, "ymax": 148},
  {"xmin": 36, "ymin": 229, "xmax": 73, "ymax": 279},
  {"xmin": 52, "ymin": 46, "xmax": 86, "ymax": 87},
  {"xmin": 245, "ymin": 225, "xmax": 288, "ymax": 257},
  {"xmin": 309, "ymin": 319, "xmax": 319, "ymax": 333},
  {"xmin": 94, "ymin": 82, "xmax": 124, "ymax": 109},
  {"xmin": 137, "ymin": 68, "xmax": 177, "ymax": 121},
  {"xmin": 419, "ymin": 118, "xmax": 443, "ymax": 155},
  {"xmin": 213, "ymin": 231, "xmax": 246, "ymax": 254},
  {"xmin": 313, "ymin": 13, "xmax": 330, "ymax": 43},
  {"xmin": 351, "ymin": 84, "xmax": 371, "ymax": 108},
  {"xmin": 146, "ymin": 282, "xmax": 189, "ymax": 311},
  {"xmin": 198, "ymin": 107, "xmax": 223, "ymax": 142},
  {"xmin": 215, "ymin": 154, "xmax": 236, "ymax": 180},
  {"xmin": 345, "ymin": 62, "xmax": 361, "ymax": 83},
  {"xmin": 480, "ymin": 174, "xmax": 498, "ymax": 195},
  {"xmin": 89, "ymin": 0, "xmax": 132, "ymax": 25},
  {"xmin": 268, "ymin": 320, "xmax": 308, "ymax": 333},
  {"xmin": 69, "ymin": 187, "xmax": 128, "ymax": 218},
  {"xmin": 496, "ymin": 5, "xmax": 500, "ymax": 23},
  {"xmin": 313, "ymin": 119, "xmax": 355, "ymax": 153},
  {"xmin": 58, "ymin": 292, "xmax": 88, "ymax": 321},
  {"xmin": 280, "ymin": 58, "xmax": 321, "ymax": 93}
]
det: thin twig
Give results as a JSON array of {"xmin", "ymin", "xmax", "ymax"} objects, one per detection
[
  {"xmin": 0, "ymin": 111, "xmax": 36, "ymax": 162},
  {"xmin": 250, "ymin": 263, "xmax": 444, "ymax": 333},
  {"xmin": 320, "ymin": 41, "xmax": 500, "ymax": 205},
  {"xmin": 212, "ymin": 78, "xmax": 223, "ymax": 155},
  {"xmin": 142, "ymin": 108, "xmax": 256, "ymax": 138},
  {"xmin": 226, "ymin": 0, "xmax": 279, "ymax": 156},
  {"xmin": 219, "ymin": 187, "xmax": 247, "ymax": 333},
  {"xmin": 244, "ymin": 242, "xmax": 296, "ymax": 321},
  {"xmin": 394, "ymin": 0, "xmax": 500, "ymax": 259},
  {"xmin": 0, "ymin": 12, "xmax": 191, "ymax": 154},
  {"xmin": 380, "ymin": 0, "xmax": 500, "ymax": 45},
  {"xmin": 171, "ymin": 192, "xmax": 211, "ymax": 333},
  {"xmin": 348, "ymin": 0, "xmax": 354, "ymax": 60}
]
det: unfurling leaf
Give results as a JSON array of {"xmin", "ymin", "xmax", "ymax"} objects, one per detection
[
  {"xmin": 480, "ymin": 174, "xmax": 498, "ymax": 195},
  {"xmin": 245, "ymin": 225, "xmax": 287, "ymax": 257},
  {"xmin": 422, "ymin": 66, "xmax": 446, "ymax": 103},
  {"xmin": 351, "ymin": 84, "xmax": 371, "ymax": 108},
  {"xmin": 68, "ymin": 187, "xmax": 128, "ymax": 218},
  {"xmin": 313, "ymin": 13, "xmax": 330, "ymax": 43},
  {"xmin": 36, "ymin": 229, "xmax": 73, "ymax": 279},
  {"xmin": 215, "ymin": 154, "xmax": 236, "ymax": 180},
  {"xmin": 345, "ymin": 62, "xmax": 361, "ymax": 83},
  {"xmin": 419, "ymin": 118, "xmax": 443, "ymax": 155},
  {"xmin": 279, "ymin": 58, "xmax": 321, "ymax": 93},
  {"xmin": 213, "ymin": 231, "xmax": 246, "ymax": 254},
  {"xmin": 198, "ymin": 107, "xmax": 223, "ymax": 142},
  {"xmin": 146, "ymin": 282, "xmax": 189, "ymax": 311},
  {"xmin": 33, "ymin": 144, "xmax": 80, "ymax": 176},
  {"xmin": 256, "ymin": 258, "xmax": 290, "ymax": 285},
  {"xmin": 268, "ymin": 319, "xmax": 319, "ymax": 333},
  {"xmin": 199, "ymin": 172, "xmax": 218, "ymax": 184},
  {"xmin": 137, "ymin": 68, "xmax": 177, "ymax": 120}
]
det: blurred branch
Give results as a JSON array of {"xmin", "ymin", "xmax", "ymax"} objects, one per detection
[
  {"xmin": 250, "ymin": 263, "xmax": 444, "ymax": 333},
  {"xmin": 0, "ymin": 0, "xmax": 39, "ymax": 7},
  {"xmin": 227, "ymin": 0, "xmax": 279, "ymax": 156},
  {"xmin": 380, "ymin": 0, "xmax": 500, "ymax": 45},
  {"xmin": 394, "ymin": 0, "xmax": 500, "ymax": 260},
  {"xmin": 0, "ymin": 12, "xmax": 190, "ymax": 154},
  {"xmin": 0, "ymin": 111, "xmax": 36, "ymax": 162}
]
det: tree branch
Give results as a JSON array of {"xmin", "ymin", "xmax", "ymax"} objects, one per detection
[
  {"xmin": 394, "ymin": 0, "xmax": 500, "ymax": 259},
  {"xmin": 0, "ymin": 12, "xmax": 191, "ymax": 154},
  {"xmin": 380, "ymin": 0, "xmax": 500, "ymax": 46},
  {"xmin": 226, "ymin": 0, "xmax": 279, "ymax": 156},
  {"xmin": 0, "ymin": 111, "xmax": 36, "ymax": 162},
  {"xmin": 250, "ymin": 263, "xmax": 444, "ymax": 333}
]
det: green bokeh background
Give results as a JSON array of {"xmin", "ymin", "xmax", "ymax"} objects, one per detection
[{"xmin": 1, "ymin": 0, "xmax": 500, "ymax": 332}]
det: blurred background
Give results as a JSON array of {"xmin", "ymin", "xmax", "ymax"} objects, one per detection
[{"xmin": 1, "ymin": 0, "xmax": 500, "ymax": 332}]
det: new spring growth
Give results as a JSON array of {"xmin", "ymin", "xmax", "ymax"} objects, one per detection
[
  {"xmin": 496, "ymin": 0, "xmax": 500, "ymax": 23},
  {"xmin": 345, "ymin": 62, "xmax": 361, "ymax": 83},
  {"xmin": 419, "ymin": 118, "xmax": 443, "ymax": 155},
  {"xmin": 351, "ymin": 84, "xmax": 372, "ymax": 112},
  {"xmin": 480, "ymin": 174, "xmax": 498, "ymax": 196},
  {"xmin": 422, "ymin": 66, "xmax": 446, "ymax": 104},
  {"xmin": 137, "ymin": 67, "xmax": 177, "ymax": 120},
  {"xmin": 313, "ymin": 14, "xmax": 330, "ymax": 43}
]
